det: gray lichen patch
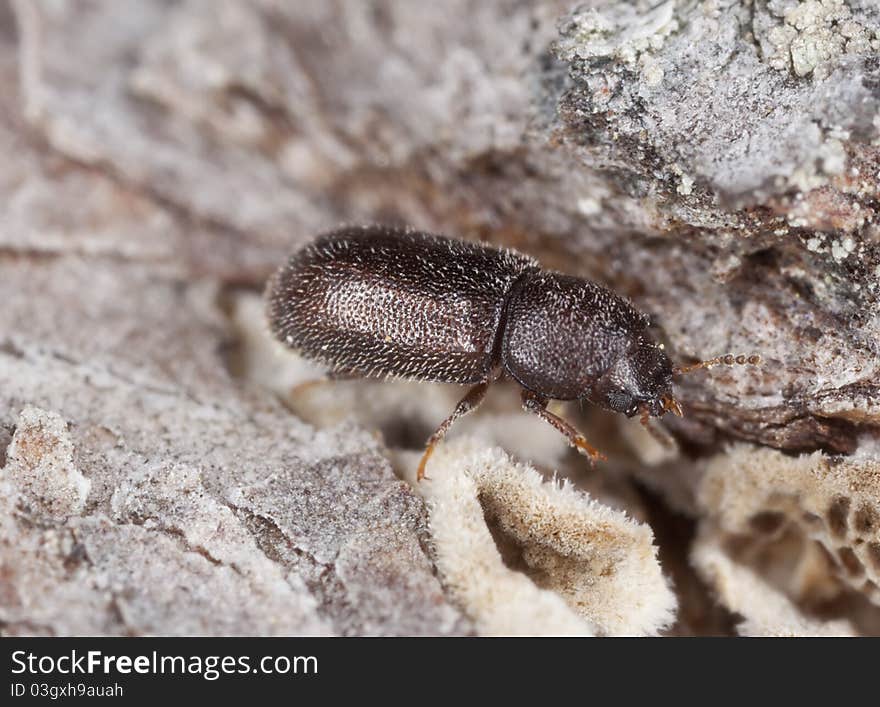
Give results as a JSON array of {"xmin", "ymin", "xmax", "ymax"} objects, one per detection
[
  {"xmin": 552, "ymin": 0, "xmax": 880, "ymax": 204},
  {"xmin": 553, "ymin": 1, "xmax": 679, "ymax": 70},
  {"xmin": 756, "ymin": 0, "xmax": 880, "ymax": 79}
]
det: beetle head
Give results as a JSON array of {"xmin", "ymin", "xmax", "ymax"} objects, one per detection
[{"xmin": 588, "ymin": 336, "xmax": 680, "ymax": 419}]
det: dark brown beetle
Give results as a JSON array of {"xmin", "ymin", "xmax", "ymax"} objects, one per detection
[{"xmin": 265, "ymin": 225, "xmax": 758, "ymax": 479}]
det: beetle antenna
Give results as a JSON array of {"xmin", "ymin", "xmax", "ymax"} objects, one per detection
[{"xmin": 673, "ymin": 353, "xmax": 761, "ymax": 377}]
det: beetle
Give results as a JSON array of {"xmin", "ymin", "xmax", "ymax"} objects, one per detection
[{"xmin": 265, "ymin": 225, "xmax": 758, "ymax": 480}]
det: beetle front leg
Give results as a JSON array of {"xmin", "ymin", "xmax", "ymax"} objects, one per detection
[
  {"xmin": 417, "ymin": 381, "xmax": 490, "ymax": 481},
  {"xmin": 520, "ymin": 389, "xmax": 606, "ymax": 464}
]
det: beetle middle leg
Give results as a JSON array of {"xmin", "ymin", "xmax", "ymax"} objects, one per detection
[
  {"xmin": 417, "ymin": 381, "xmax": 490, "ymax": 481},
  {"xmin": 289, "ymin": 367, "xmax": 362, "ymax": 398},
  {"xmin": 520, "ymin": 389, "xmax": 606, "ymax": 463}
]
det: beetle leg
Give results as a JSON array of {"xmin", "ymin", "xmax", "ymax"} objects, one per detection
[
  {"xmin": 289, "ymin": 379, "xmax": 323, "ymax": 398},
  {"xmin": 289, "ymin": 368, "xmax": 361, "ymax": 398},
  {"xmin": 639, "ymin": 405, "xmax": 675, "ymax": 448},
  {"xmin": 521, "ymin": 389, "xmax": 606, "ymax": 463},
  {"xmin": 417, "ymin": 382, "xmax": 490, "ymax": 481}
]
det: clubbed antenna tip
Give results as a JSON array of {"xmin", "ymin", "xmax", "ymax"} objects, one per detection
[{"xmin": 673, "ymin": 353, "xmax": 762, "ymax": 377}]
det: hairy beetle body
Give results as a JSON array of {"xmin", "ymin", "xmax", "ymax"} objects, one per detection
[
  {"xmin": 265, "ymin": 225, "xmax": 749, "ymax": 480},
  {"xmin": 266, "ymin": 226, "xmax": 538, "ymax": 384}
]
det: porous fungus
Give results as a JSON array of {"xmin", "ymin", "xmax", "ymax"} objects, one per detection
[
  {"xmin": 698, "ymin": 443, "xmax": 880, "ymax": 607},
  {"xmin": 420, "ymin": 439, "xmax": 676, "ymax": 636}
]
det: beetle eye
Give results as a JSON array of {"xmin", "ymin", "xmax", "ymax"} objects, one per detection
[{"xmin": 606, "ymin": 390, "xmax": 635, "ymax": 414}]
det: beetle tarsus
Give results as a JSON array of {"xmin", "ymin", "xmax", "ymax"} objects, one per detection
[
  {"xmin": 416, "ymin": 441, "xmax": 436, "ymax": 482},
  {"xmin": 417, "ymin": 382, "xmax": 490, "ymax": 481},
  {"xmin": 573, "ymin": 435, "xmax": 606, "ymax": 463},
  {"xmin": 521, "ymin": 390, "xmax": 606, "ymax": 464}
]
